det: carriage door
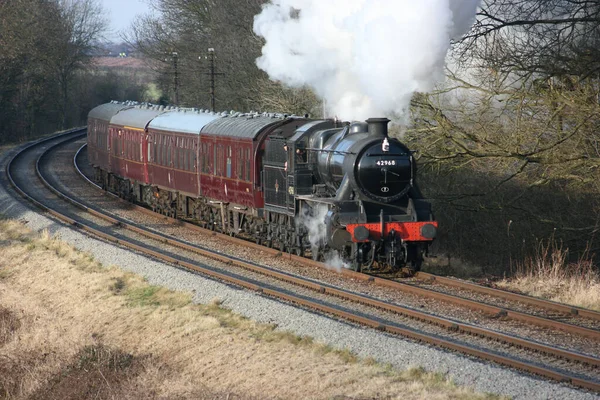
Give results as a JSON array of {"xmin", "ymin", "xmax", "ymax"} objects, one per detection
[{"xmin": 263, "ymin": 136, "xmax": 288, "ymax": 212}]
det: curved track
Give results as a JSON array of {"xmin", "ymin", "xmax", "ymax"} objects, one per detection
[{"xmin": 5, "ymin": 131, "xmax": 600, "ymax": 393}]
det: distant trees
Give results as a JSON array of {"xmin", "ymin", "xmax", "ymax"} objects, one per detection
[{"xmin": 0, "ymin": 0, "xmax": 107, "ymax": 143}]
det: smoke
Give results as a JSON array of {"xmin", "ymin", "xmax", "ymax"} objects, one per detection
[
  {"xmin": 254, "ymin": 0, "xmax": 481, "ymax": 120},
  {"xmin": 296, "ymin": 204, "xmax": 350, "ymax": 272}
]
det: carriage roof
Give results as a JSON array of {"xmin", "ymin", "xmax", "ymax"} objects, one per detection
[
  {"xmin": 110, "ymin": 106, "xmax": 166, "ymax": 130},
  {"xmin": 200, "ymin": 115, "xmax": 285, "ymax": 139},
  {"xmin": 88, "ymin": 102, "xmax": 130, "ymax": 122},
  {"xmin": 148, "ymin": 109, "xmax": 221, "ymax": 135}
]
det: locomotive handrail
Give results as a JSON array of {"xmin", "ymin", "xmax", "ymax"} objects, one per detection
[{"xmin": 304, "ymin": 147, "xmax": 356, "ymax": 155}]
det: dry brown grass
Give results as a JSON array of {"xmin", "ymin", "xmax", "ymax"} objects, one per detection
[
  {"xmin": 498, "ymin": 240, "xmax": 600, "ymax": 311},
  {"xmin": 0, "ymin": 218, "xmax": 500, "ymax": 399},
  {"xmin": 0, "ymin": 306, "xmax": 21, "ymax": 346}
]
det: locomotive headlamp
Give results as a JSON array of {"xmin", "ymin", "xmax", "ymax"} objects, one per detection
[
  {"xmin": 420, "ymin": 224, "xmax": 437, "ymax": 239},
  {"xmin": 382, "ymin": 137, "xmax": 390, "ymax": 152}
]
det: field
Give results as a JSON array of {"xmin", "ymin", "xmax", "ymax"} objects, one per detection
[{"xmin": 0, "ymin": 219, "xmax": 496, "ymax": 399}]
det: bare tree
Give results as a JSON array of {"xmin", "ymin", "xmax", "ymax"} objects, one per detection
[
  {"xmin": 408, "ymin": 65, "xmax": 600, "ymax": 268},
  {"xmin": 52, "ymin": 0, "xmax": 107, "ymax": 128},
  {"xmin": 395, "ymin": 1, "xmax": 600, "ymax": 269},
  {"xmin": 460, "ymin": 0, "xmax": 600, "ymax": 80}
]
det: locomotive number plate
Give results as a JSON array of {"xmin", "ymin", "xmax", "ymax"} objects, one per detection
[{"xmin": 376, "ymin": 160, "xmax": 396, "ymax": 166}]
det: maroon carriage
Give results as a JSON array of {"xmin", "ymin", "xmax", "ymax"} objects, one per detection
[
  {"xmin": 198, "ymin": 114, "xmax": 292, "ymax": 210},
  {"xmin": 87, "ymin": 102, "xmax": 130, "ymax": 177},
  {"xmin": 107, "ymin": 105, "xmax": 165, "ymax": 198}
]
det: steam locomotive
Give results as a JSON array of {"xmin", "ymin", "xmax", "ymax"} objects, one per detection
[{"xmin": 87, "ymin": 101, "xmax": 437, "ymax": 273}]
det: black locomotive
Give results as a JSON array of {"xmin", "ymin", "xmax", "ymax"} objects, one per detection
[{"xmin": 262, "ymin": 117, "xmax": 437, "ymax": 272}]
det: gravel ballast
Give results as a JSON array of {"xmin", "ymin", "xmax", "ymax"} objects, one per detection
[{"xmin": 1, "ymin": 144, "xmax": 598, "ymax": 400}]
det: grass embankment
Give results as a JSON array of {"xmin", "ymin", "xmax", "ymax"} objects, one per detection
[
  {"xmin": 0, "ymin": 219, "xmax": 498, "ymax": 399},
  {"xmin": 497, "ymin": 241, "xmax": 600, "ymax": 311}
]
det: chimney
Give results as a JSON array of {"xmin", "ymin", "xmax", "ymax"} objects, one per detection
[{"xmin": 366, "ymin": 118, "xmax": 390, "ymax": 137}]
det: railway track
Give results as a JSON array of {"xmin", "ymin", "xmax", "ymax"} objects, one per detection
[{"xmin": 5, "ymin": 130, "xmax": 600, "ymax": 393}]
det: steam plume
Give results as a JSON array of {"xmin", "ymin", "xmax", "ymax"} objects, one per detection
[{"xmin": 254, "ymin": 0, "xmax": 480, "ymax": 120}]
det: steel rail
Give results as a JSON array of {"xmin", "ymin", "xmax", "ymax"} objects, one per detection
[
  {"xmin": 5, "ymin": 133, "xmax": 600, "ymax": 392},
  {"xmin": 415, "ymin": 272, "xmax": 600, "ymax": 322}
]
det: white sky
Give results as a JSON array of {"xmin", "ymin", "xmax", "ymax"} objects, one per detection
[{"xmin": 101, "ymin": 0, "xmax": 153, "ymax": 41}]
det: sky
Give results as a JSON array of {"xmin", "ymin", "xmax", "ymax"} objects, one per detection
[{"xmin": 100, "ymin": 0, "xmax": 153, "ymax": 41}]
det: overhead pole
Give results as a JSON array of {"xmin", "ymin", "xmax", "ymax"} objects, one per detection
[
  {"xmin": 205, "ymin": 48, "xmax": 224, "ymax": 112},
  {"xmin": 173, "ymin": 52, "xmax": 179, "ymax": 105}
]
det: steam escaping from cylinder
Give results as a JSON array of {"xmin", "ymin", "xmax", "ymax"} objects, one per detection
[
  {"xmin": 296, "ymin": 204, "xmax": 350, "ymax": 272},
  {"xmin": 254, "ymin": 0, "xmax": 480, "ymax": 120}
]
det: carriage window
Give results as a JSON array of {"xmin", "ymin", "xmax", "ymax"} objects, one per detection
[
  {"xmin": 245, "ymin": 148, "xmax": 251, "ymax": 181},
  {"xmin": 236, "ymin": 148, "xmax": 242, "ymax": 179},
  {"xmin": 179, "ymin": 147, "xmax": 183, "ymax": 170},
  {"xmin": 159, "ymin": 136, "xmax": 163, "ymax": 165},
  {"xmin": 161, "ymin": 136, "xmax": 166, "ymax": 166},
  {"xmin": 152, "ymin": 138, "xmax": 156, "ymax": 164},
  {"xmin": 156, "ymin": 136, "xmax": 160, "ymax": 165},
  {"xmin": 202, "ymin": 143, "xmax": 208, "ymax": 173},
  {"xmin": 174, "ymin": 146, "xmax": 178, "ymax": 169},
  {"xmin": 226, "ymin": 146, "xmax": 232, "ymax": 178},
  {"xmin": 167, "ymin": 139, "xmax": 172, "ymax": 166},
  {"xmin": 213, "ymin": 145, "xmax": 217, "ymax": 175}
]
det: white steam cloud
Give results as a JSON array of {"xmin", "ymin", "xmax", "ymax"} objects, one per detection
[{"xmin": 254, "ymin": 0, "xmax": 481, "ymax": 120}]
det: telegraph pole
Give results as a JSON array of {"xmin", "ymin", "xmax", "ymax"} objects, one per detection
[
  {"xmin": 172, "ymin": 51, "xmax": 179, "ymax": 105},
  {"xmin": 205, "ymin": 48, "xmax": 224, "ymax": 112},
  {"xmin": 166, "ymin": 51, "xmax": 179, "ymax": 105}
]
